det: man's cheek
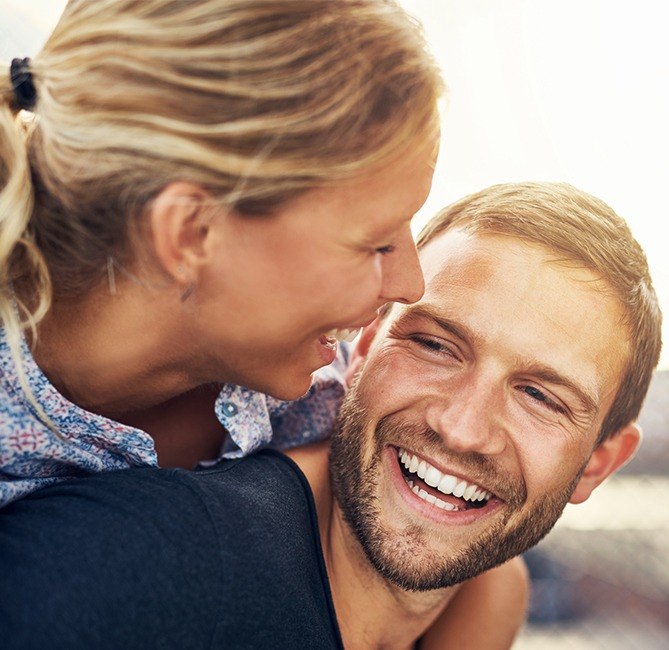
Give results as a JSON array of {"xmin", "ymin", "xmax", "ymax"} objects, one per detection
[{"xmin": 366, "ymin": 356, "xmax": 425, "ymax": 405}]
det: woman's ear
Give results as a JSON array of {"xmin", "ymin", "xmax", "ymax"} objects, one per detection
[
  {"xmin": 569, "ymin": 423, "xmax": 641, "ymax": 504},
  {"xmin": 344, "ymin": 317, "xmax": 382, "ymax": 386},
  {"xmin": 148, "ymin": 182, "xmax": 214, "ymax": 291}
]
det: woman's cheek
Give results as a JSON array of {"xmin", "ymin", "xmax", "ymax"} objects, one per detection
[{"xmin": 345, "ymin": 263, "xmax": 383, "ymax": 308}]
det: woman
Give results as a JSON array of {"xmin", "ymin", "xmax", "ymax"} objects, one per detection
[
  {"xmin": 0, "ymin": 0, "xmax": 441, "ymax": 500},
  {"xmin": 0, "ymin": 1, "xmax": 526, "ymax": 646}
]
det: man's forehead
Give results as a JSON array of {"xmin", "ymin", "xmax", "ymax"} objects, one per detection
[{"xmin": 414, "ymin": 228, "xmax": 623, "ymax": 320}]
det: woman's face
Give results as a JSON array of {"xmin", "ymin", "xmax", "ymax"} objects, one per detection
[{"xmin": 194, "ymin": 136, "xmax": 438, "ymax": 400}]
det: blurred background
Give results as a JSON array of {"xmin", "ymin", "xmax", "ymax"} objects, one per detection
[{"xmin": 3, "ymin": 1, "xmax": 668, "ymax": 648}]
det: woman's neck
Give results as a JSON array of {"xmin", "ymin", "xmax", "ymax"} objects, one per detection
[{"xmin": 32, "ymin": 285, "xmax": 197, "ymax": 418}]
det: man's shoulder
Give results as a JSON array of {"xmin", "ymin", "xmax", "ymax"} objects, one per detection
[
  {"xmin": 284, "ymin": 440, "xmax": 332, "ymax": 512},
  {"xmin": 190, "ymin": 449, "xmax": 341, "ymax": 647},
  {"xmin": 284, "ymin": 440, "xmax": 330, "ymax": 477}
]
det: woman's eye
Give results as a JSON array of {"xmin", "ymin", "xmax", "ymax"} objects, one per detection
[
  {"xmin": 521, "ymin": 385, "xmax": 566, "ymax": 415},
  {"xmin": 375, "ymin": 245, "xmax": 395, "ymax": 255}
]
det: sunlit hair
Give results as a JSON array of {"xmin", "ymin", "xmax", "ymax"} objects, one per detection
[
  {"xmin": 0, "ymin": 0, "xmax": 443, "ymax": 416},
  {"xmin": 416, "ymin": 181, "xmax": 662, "ymax": 444}
]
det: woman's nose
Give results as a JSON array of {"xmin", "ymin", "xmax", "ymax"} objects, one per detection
[{"xmin": 379, "ymin": 227, "xmax": 424, "ymax": 305}]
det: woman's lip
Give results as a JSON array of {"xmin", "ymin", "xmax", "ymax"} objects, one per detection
[
  {"xmin": 321, "ymin": 327, "xmax": 361, "ymax": 344},
  {"xmin": 359, "ymin": 310, "xmax": 381, "ymax": 328},
  {"xmin": 315, "ymin": 336, "xmax": 338, "ymax": 365},
  {"xmin": 321, "ymin": 312, "xmax": 380, "ymax": 341},
  {"xmin": 319, "ymin": 333, "xmax": 338, "ymax": 348}
]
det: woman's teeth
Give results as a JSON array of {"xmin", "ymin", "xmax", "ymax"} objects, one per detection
[{"xmin": 323, "ymin": 328, "xmax": 361, "ymax": 344}]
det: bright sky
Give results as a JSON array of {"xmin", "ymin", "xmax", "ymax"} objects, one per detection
[{"xmin": 3, "ymin": 0, "xmax": 668, "ymax": 368}]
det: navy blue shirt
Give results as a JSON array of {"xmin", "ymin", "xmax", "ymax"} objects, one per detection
[{"xmin": 0, "ymin": 451, "xmax": 343, "ymax": 649}]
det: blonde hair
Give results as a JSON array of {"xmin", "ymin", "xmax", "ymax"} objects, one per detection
[
  {"xmin": 417, "ymin": 182, "xmax": 662, "ymax": 444},
  {"xmin": 0, "ymin": 0, "xmax": 443, "ymax": 413}
]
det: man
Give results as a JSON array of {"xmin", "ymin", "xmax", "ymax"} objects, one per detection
[{"xmin": 0, "ymin": 182, "xmax": 661, "ymax": 649}]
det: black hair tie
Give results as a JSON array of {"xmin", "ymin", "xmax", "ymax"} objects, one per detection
[{"xmin": 10, "ymin": 57, "xmax": 37, "ymax": 111}]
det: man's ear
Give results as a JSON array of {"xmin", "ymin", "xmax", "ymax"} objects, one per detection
[
  {"xmin": 344, "ymin": 317, "xmax": 382, "ymax": 387},
  {"xmin": 569, "ymin": 423, "xmax": 641, "ymax": 504},
  {"xmin": 148, "ymin": 182, "xmax": 214, "ymax": 289}
]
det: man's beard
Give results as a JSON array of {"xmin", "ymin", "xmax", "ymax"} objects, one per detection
[{"xmin": 329, "ymin": 381, "xmax": 584, "ymax": 592}]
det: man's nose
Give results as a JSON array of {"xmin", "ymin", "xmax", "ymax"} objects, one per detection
[
  {"xmin": 379, "ymin": 226, "xmax": 424, "ymax": 305},
  {"xmin": 424, "ymin": 381, "xmax": 508, "ymax": 456}
]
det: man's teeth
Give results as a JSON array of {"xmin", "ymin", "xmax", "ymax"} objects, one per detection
[
  {"xmin": 324, "ymin": 328, "xmax": 361, "ymax": 344},
  {"xmin": 398, "ymin": 448, "xmax": 492, "ymax": 507},
  {"xmin": 405, "ymin": 479, "xmax": 460, "ymax": 511}
]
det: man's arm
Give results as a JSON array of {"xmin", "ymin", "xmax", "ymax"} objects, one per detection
[{"xmin": 420, "ymin": 557, "xmax": 529, "ymax": 650}]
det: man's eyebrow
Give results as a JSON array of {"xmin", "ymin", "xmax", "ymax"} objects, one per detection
[
  {"xmin": 398, "ymin": 305, "xmax": 474, "ymax": 342},
  {"xmin": 518, "ymin": 362, "xmax": 599, "ymax": 416}
]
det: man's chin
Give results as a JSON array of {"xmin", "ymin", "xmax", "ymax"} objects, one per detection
[{"xmin": 344, "ymin": 504, "xmax": 512, "ymax": 592}]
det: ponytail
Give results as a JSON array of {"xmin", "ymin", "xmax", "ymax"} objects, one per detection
[{"xmin": 0, "ymin": 68, "xmax": 53, "ymax": 426}]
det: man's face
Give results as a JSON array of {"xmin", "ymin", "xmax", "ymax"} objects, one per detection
[{"xmin": 330, "ymin": 228, "xmax": 630, "ymax": 591}]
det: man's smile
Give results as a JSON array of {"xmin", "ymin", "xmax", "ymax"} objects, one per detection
[
  {"xmin": 383, "ymin": 444, "xmax": 512, "ymax": 525},
  {"xmin": 397, "ymin": 447, "xmax": 492, "ymax": 511}
]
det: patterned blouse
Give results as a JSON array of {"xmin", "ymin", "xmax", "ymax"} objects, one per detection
[{"xmin": 0, "ymin": 327, "xmax": 348, "ymax": 507}]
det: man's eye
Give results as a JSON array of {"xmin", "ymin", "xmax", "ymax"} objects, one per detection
[
  {"xmin": 410, "ymin": 336, "xmax": 459, "ymax": 359},
  {"xmin": 375, "ymin": 245, "xmax": 395, "ymax": 255},
  {"xmin": 521, "ymin": 385, "xmax": 566, "ymax": 414}
]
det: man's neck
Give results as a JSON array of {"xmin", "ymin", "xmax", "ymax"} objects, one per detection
[
  {"xmin": 286, "ymin": 442, "xmax": 460, "ymax": 650},
  {"xmin": 325, "ymin": 506, "xmax": 459, "ymax": 650}
]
